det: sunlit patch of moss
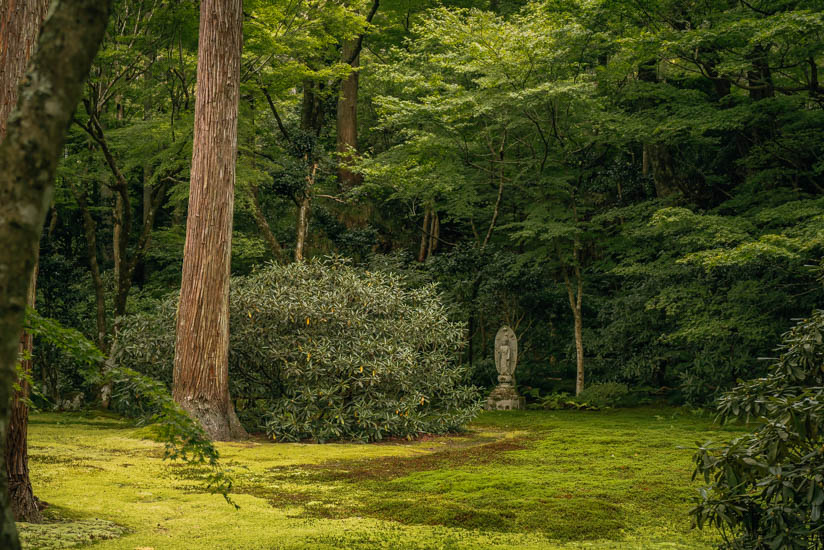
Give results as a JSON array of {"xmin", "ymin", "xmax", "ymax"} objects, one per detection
[
  {"xmin": 22, "ymin": 408, "xmax": 744, "ymax": 549},
  {"xmin": 17, "ymin": 516, "xmax": 128, "ymax": 549}
]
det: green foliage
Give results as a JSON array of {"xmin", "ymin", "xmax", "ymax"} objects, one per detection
[
  {"xmin": 118, "ymin": 258, "xmax": 482, "ymax": 442},
  {"xmin": 576, "ymin": 383, "xmax": 632, "ymax": 409},
  {"xmin": 592, "ymin": 196, "xmax": 824, "ymax": 403},
  {"xmin": 535, "ymin": 392, "xmax": 599, "ymax": 411},
  {"xmin": 23, "ymin": 310, "xmax": 235, "ymax": 506},
  {"xmin": 534, "ymin": 383, "xmax": 633, "ymax": 411},
  {"xmin": 692, "ymin": 311, "xmax": 824, "ymax": 549}
]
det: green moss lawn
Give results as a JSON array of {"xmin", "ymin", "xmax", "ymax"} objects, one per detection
[{"xmin": 19, "ymin": 408, "xmax": 745, "ymax": 549}]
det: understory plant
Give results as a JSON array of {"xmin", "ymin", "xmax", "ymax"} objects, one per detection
[
  {"xmin": 118, "ymin": 258, "xmax": 481, "ymax": 442},
  {"xmin": 692, "ymin": 311, "xmax": 824, "ymax": 549},
  {"xmin": 24, "ymin": 311, "xmax": 235, "ymax": 504},
  {"xmin": 535, "ymin": 383, "xmax": 633, "ymax": 410}
]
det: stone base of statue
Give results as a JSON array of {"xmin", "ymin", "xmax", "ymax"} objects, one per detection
[{"xmin": 485, "ymin": 375, "xmax": 524, "ymax": 411}]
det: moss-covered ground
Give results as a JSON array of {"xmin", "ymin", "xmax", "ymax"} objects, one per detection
[{"xmin": 20, "ymin": 408, "xmax": 745, "ymax": 549}]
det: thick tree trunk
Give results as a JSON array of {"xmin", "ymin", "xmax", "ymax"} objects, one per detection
[
  {"xmin": 5, "ymin": 266, "xmax": 40, "ymax": 523},
  {"xmin": 0, "ymin": 1, "xmax": 111, "ymax": 546},
  {"xmin": 0, "ymin": 0, "xmax": 47, "ymax": 134},
  {"xmin": 172, "ymin": 0, "xmax": 247, "ymax": 442},
  {"xmin": 1, "ymin": 0, "xmax": 48, "ymax": 525},
  {"xmin": 336, "ymin": 41, "xmax": 361, "ymax": 188}
]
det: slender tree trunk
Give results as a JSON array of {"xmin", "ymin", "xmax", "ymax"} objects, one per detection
[
  {"xmin": 172, "ymin": 0, "xmax": 247, "ymax": 441},
  {"xmin": 0, "ymin": 1, "xmax": 111, "ymax": 545},
  {"xmin": 251, "ymin": 183, "xmax": 285, "ymax": 262},
  {"xmin": 248, "ymin": 95, "xmax": 284, "ymax": 262},
  {"xmin": 573, "ymin": 298, "xmax": 584, "ymax": 395},
  {"xmin": 428, "ymin": 211, "xmax": 439, "ymax": 258},
  {"xmin": 294, "ymin": 81, "xmax": 323, "ymax": 259},
  {"xmin": 336, "ymin": 40, "xmax": 361, "ymax": 188},
  {"xmin": 417, "ymin": 208, "xmax": 430, "ymax": 262},
  {"xmin": 294, "ymin": 160, "xmax": 317, "ymax": 263},
  {"xmin": 294, "ymin": 196, "xmax": 311, "ymax": 262},
  {"xmin": 563, "ymin": 266, "xmax": 585, "ymax": 396},
  {"xmin": 1, "ymin": 0, "xmax": 49, "ymax": 524},
  {"xmin": 72, "ymin": 190, "xmax": 107, "ymax": 350}
]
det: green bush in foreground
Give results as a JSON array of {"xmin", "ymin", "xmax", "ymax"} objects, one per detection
[
  {"xmin": 692, "ymin": 310, "xmax": 824, "ymax": 550},
  {"xmin": 118, "ymin": 258, "xmax": 481, "ymax": 442}
]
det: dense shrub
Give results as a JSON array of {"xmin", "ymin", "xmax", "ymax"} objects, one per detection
[
  {"xmin": 692, "ymin": 311, "xmax": 824, "ymax": 549},
  {"xmin": 117, "ymin": 258, "xmax": 481, "ymax": 442}
]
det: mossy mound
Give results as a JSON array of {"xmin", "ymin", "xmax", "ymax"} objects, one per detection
[{"xmin": 18, "ymin": 518, "xmax": 128, "ymax": 549}]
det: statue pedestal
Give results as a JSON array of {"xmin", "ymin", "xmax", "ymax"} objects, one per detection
[{"xmin": 485, "ymin": 381, "xmax": 524, "ymax": 411}]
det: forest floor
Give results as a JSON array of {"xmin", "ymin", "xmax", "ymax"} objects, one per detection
[{"xmin": 19, "ymin": 408, "xmax": 746, "ymax": 550}]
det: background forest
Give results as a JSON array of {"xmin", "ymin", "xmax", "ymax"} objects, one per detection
[{"xmin": 33, "ymin": 0, "xmax": 824, "ymax": 410}]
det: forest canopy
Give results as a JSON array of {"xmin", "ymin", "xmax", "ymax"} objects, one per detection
[{"xmin": 31, "ymin": 0, "xmax": 823, "ymax": 407}]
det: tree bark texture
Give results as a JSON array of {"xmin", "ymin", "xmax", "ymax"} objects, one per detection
[
  {"xmin": 0, "ymin": 0, "xmax": 47, "ymax": 136},
  {"xmin": 0, "ymin": 0, "xmax": 111, "ymax": 545},
  {"xmin": 172, "ymin": 0, "xmax": 247, "ymax": 441},
  {"xmin": 336, "ymin": 40, "xmax": 361, "ymax": 188},
  {"xmin": 5, "ymin": 266, "xmax": 39, "ymax": 523},
  {"xmin": 1, "ymin": 0, "xmax": 49, "ymax": 524}
]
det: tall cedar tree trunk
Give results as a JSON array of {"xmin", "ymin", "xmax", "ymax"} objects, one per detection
[
  {"xmin": 336, "ymin": 40, "xmax": 361, "ymax": 188},
  {"xmin": 0, "ymin": 0, "xmax": 110, "ymax": 546},
  {"xmin": 172, "ymin": 0, "xmax": 247, "ymax": 441},
  {"xmin": 0, "ymin": 0, "xmax": 49, "ymax": 523}
]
